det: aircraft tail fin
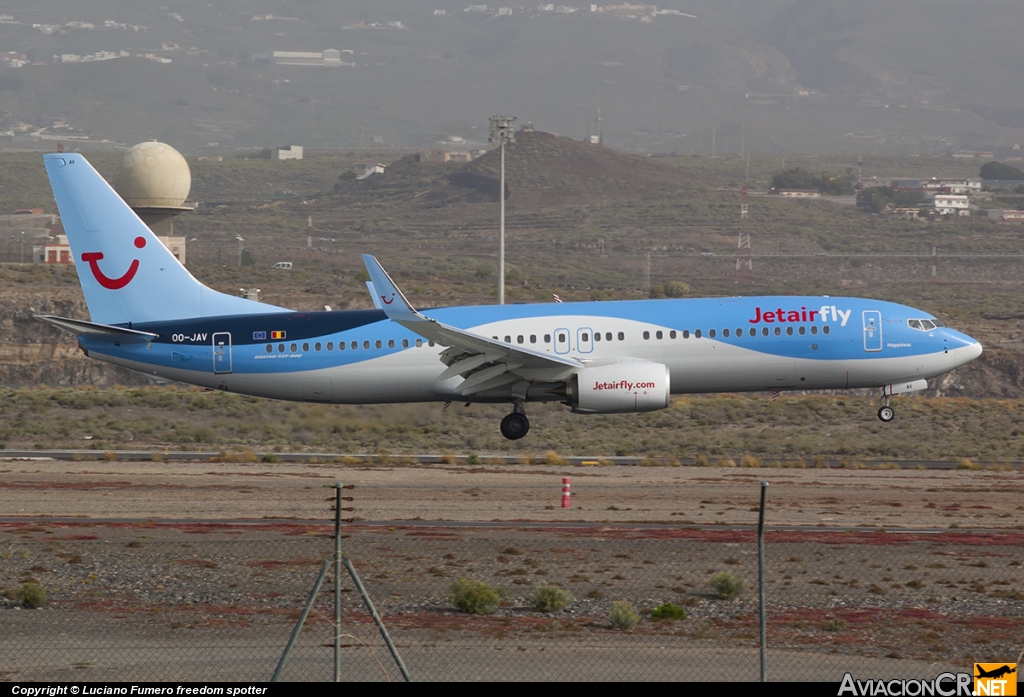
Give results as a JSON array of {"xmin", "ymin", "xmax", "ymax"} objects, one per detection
[{"xmin": 43, "ymin": 153, "xmax": 286, "ymax": 325}]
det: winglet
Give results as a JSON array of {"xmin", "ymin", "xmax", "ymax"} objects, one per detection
[{"xmin": 361, "ymin": 254, "xmax": 422, "ymax": 323}]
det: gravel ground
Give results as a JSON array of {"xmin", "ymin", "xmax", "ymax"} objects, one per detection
[{"xmin": 1, "ymin": 460, "xmax": 1022, "ymax": 682}]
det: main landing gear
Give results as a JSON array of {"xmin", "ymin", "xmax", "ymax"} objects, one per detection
[
  {"xmin": 877, "ymin": 393, "xmax": 895, "ymax": 423},
  {"xmin": 500, "ymin": 401, "xmax": 530, "ymax": 440}
]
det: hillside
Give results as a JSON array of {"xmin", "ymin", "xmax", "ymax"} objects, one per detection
[
  {"xmin": 333, "ymin": 130, "xmax": 700, "ymax": 208},
  {"xmin": 0, "ymin": 1, "xmax": 1022, "ymax": 154}
]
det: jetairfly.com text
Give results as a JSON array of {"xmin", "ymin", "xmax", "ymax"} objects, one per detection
[
  {"xmin": 750, "ymin": 305, "xmax": 852, "ymax": 327},
  {"xmin": 10, "ymin": 688, "xmax": 268, "ymax": 697},
  {"xmin": 592, "ymin": 380, "xmax": 656, "ymax": 391}
]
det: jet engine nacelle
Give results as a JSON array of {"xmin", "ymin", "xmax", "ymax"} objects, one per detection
[{"xmin": 567, "ymin": 359, "xmax": 671, "ymax": 414}]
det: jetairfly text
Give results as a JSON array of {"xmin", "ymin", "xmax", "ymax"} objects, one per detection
[{"xmin": 749, "ymin": 305, "xmax": 852, "ymax": 327}]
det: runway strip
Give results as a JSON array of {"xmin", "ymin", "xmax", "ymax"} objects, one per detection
[{"xmin": 2, "ymin": 449, "xmax": 1019, "ymax": 469}]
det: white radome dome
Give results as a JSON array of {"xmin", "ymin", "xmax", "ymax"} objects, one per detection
[{"xmin": 113, "ymin": 141, "xmax": 191, "ymax": 208}]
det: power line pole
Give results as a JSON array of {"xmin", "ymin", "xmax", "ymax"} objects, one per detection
[{"xmin": 489, "ymin": 115, "xmax": 517, "ymax": 305}]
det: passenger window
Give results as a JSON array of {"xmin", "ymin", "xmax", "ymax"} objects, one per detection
[
  {"xmin": 327, "ymin": 342, "xmax": 334, "ymax": 351},
  {"xmin": 749, "ymin": 328, "xmax": 756, "ymax": 337},
  {"xmin": 265, "ymin": 344, "xmax": 272, "ymax": 353},
  {"xmin": 643, "ymin": 331, "xmax": 650, "ymax": 340},
  {"xmin": 278, "ymin": 344, "xmax": 285, "ymax": 352},
  {"xmin": 774, "ymin": 327, "xmax": 781, "ymax": 336},
  {"xmin": 762, "ymin": 327, "xmax": 769, "ymax": 336},
  {"xmin": 786, "ymin": 327, "xmax": 793, "ymax": 336},
  {"xmin": 504, "ymin": 335, "xmax": 511, "ymax": 343},
  {"xmin": 416, "ymin": 339, "xmax": 423, "ymax": 347},
  {"xmin": 582, "ymin": 333, "xmax": 589, "ymax": 342},
  {"xmin": 655, "ymin": 331, "xmax": 662, "ymax": 339},
  {"xmin": 670, "ymin": 330, "xmax": 677, "ymax": 339},
  {"xmin": 363, "ymin": 340, "xmax": 370, "ymax": 350},
  {"xmin": 339, "ymin": 342, "xmax": 346, "ymax": 350},
  {"xmin": 606, "ymin": 332, "xmax": 613, "ymax": 341},
  {"xmin": 351, "ymin": 341, "xmax": 358, "ymax": 350},
  {"xmin": 823, "ymin": 326, "xmax": 830, "ymax": 335},
  {"xmin": 618, "ymin": 332, "xmax": 625, "ymax": 341},
  {"xmin": 429, "ymin": 340, "xmax": 435, "ymax": 347},
  {"xmin": 695, "ymin": 329, "xmax": 702, "ymax": 338},
  {"xmin": 517, "ymin": 335, "xmax": 524, "ymax": 344},
  {"xmin": 708, "ymin": 329, "xmax": 716, "ymax": 338},
  {"xmin": 315, "ymin": 342, "xmax": 321, "ymax": 351},
  {"xmin": 723, "ymin": 328, "xmax": 730, "ymax": 338},
  {"xmin": 558, "ymin": 333, "xmax": 567, "ymax": 343},
  {"xmin": 530, "ymin": 335, "xmax": 537, "ymax": 343},
  {"xmin": 402, "ymin": 339, "xmax": 409, "ymax": 348},
  {"xmin": 683, "ymin": 330, "xmax": 690, "ymax": 338},
  {"xmin": 810, "ymin": 326, "xmax": 818, "ymax": 335},
  {"xmin": 594, "ymin": 333, "xmax": 601, "ymax": 342},
  {"xmin": 375, "ymin": 340, "xmax": 382, "ymax": 349},
  {"xmin": 736, "ymin": 328, "xmax": 742, "ymax": 337},
  {"xmin": 544, "ymin": 334, "xmax": 551, "ymax": 343},
  {"xmin": 388, "ymin": 339, "xmax": 395, "ymax": 348},
  {"xmin": 798, "ymin": 327, "xmax": 805, "ymax": 335},
  {"xmin": 302, "ymin": 342, "xmax": 309, "ymax": 351}
]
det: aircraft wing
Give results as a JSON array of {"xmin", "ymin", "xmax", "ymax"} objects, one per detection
[
  {"xmin": 36, "ymin": 315, "xmax": 159, "ymax": 343},
  {"xmin": 362, "ymin": 255, "xmax": 582, "ymax": 395}
]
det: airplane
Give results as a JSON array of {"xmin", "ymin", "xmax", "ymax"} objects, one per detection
[
  {"xmin": 37, "ymin": 153, "xmax": 983, "ymax": 440},
  {"xmin": 975, "ymin": 665, "xmax": 1016, "ymax": 680}
]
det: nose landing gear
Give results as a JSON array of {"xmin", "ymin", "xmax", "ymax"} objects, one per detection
[
  {"xmin": 500, "ymin": 401, "xmax": 530, "ymax": 440},
  {"xmin": 877, "ymin": 392, "xmax": 895, "ymax": 422}
]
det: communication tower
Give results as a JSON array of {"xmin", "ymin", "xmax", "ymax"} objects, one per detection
[{"xmin": 735, "ymin": 186, "xmax": 754, "ymax": 283}]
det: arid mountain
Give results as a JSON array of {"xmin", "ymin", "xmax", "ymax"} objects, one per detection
[{"xmin": 0, "ymin": 1, "xmax": 1021, "ymax": 154}]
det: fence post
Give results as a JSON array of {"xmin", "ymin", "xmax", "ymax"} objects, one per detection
[
  {"xmin": 271, "ymin": 558, "xmax": 331, "ymax": 682},
  {"xmin": 334, "ymin": 482, "xmax": 342, "ymax": 683},
  {"xmin": 758, "ymin": 480, "xmax": 769, "ymax": 682},
  {"xmin": 344, "ymin": 556, "xmax": 413, "ymax": 682}
]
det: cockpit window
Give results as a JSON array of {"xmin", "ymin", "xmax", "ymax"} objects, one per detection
[{"xmin": 909, "ymin": 318, "xmax": 941, "ymax": 331}]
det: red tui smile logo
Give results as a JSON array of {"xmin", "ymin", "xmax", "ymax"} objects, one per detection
[
  {"xmin": 381, "ymin": 293, "xmax": 395, "ymax": 305},
  {"xmin": 81, "ymin": 236, "xmax": 146, "ymax": 290}
]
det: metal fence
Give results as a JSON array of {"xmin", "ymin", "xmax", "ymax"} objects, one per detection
[{"xmin": 1, "ymin": 520, "xmax": 1021, "ymax": 681}]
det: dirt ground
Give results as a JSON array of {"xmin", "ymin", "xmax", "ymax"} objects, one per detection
[
  {"xmin": 2, "ymin": 457, "xmax": 1023, "ymax": 529},
  {"xmin": 3, "ymin": 460, "xmax": 1023, "ymax": 681}
]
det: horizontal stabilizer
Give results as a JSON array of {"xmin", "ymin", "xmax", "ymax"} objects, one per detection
[{"xmin": 35, "ymin": 315, "xmax": 159, "ymax": 342}]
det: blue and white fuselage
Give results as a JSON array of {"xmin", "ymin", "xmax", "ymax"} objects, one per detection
[
  {"xmin": 38, "ymin": 152, "xmax": 982, "ymax": 440},
  {"xmin": 82, "ymin": 297, "xmax": 979, "ymax": 404}
]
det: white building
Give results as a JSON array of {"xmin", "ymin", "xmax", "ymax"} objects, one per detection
[
  {"xmin": 274, "ymin": 145, "xmax": 303, "ymax": 160},
  {"xmin": 353, "ymin": 159, "xmax": 386, "ymax": 179},
  {"xmin": 922, "ymin": 179, "xmax": 981, "ymax": 194},
  {"xmin": 933, "ymin": 195, "xmax": 969, "ymax": 216}
]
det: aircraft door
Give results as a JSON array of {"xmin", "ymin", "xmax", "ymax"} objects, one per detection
[
  {"xmin": 213, "ymin": 332, "xmax": 233, "ymax": 373},
  {"xmin": 862, "ymin": 311, "xmax": 882, "ymax": 352},
  {"xmin": 554, "ymin": 328, "xmax": 570, "ymax": 354},
  {"xmin": 577, "ymin": 327, "xmax": 594, "ymax": 354}
]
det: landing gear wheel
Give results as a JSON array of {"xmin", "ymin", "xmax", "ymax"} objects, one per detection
[
  {"xmin": 877, "ymin": 406, "xmax": 895, "ymax": 423},
  {"xmin": 500, "ymin": 412, "xmax": 530, "ymax": 440}
]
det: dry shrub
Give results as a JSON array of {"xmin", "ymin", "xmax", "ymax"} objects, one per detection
[
  {"xmin": 609, "ymin": 600, "xmax": 640, "ymax": 630},
  {"xmin": 544, "ymin": 450, "xmax": 566, "ymax": 466}
]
